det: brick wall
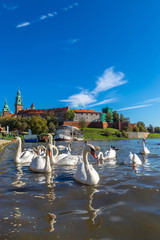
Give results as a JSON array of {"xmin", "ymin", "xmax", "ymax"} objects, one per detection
[{"xmin": 63, "ymin": 121, "xmax": 108, "ymax": 129}]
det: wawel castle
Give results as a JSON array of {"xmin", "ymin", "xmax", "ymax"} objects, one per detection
[{"xmin": 0, "ymin": 90, "xmax": 136, "ymax": 130}]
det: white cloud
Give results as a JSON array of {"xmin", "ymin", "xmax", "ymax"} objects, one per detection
[
  {"xmin": 48, "ymin": 13, "xmax": 54, "ymax": 17},
  {"xmin": 92, "ymin": 67, "xmax": 127, "ymax": 94},
  {"xmin": 143, "ymin": 97, "xmax": 160, "ymax": 104},
  {"xmin": 60, "ymin": 91, "xmax": 96, "ymax": 108},
  {"xmin": 2, "ymin": 4, "xmax": 18, "ymax": 10},
  {"xmin": 59, "ymin": 67, "xmax": 126, "ymax": 108},
  {"xmin": 66, "ymin": 38, "xmax": 79, "ymax": 44},
  {"xmin": 15, "ymin": 2, "xmax": 77, "ymax": 29},
  {"xmin": 88, "ymin": 98, "xmax": 116, "ymax": 107},
  {"xmin": 40, "ymin": 15, "xmax": 47, "ymax": 20},
  {"xmin": 16, "ymin": 22, "xmax": 31, "ymax": 28},
  {"xmin": 117, "ymin": 104, "xmax": 152, "ymax": 111}
]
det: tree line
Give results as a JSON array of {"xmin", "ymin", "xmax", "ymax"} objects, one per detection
[{"xmin": 0, "ymin": 110, "xmax": 75, "ymax": 135}]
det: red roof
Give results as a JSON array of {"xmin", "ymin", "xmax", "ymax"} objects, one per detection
[
  {"xmin": 17, "ymin": 107, "xmax": 69, "ymax": 115},
  {"xmin": 73, "ymin": 109, "xmax": 100, "ymax": 114}
]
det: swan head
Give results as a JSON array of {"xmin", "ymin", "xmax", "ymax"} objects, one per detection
[
  {"xmin": 48, "ymin": 134, "xmax": 53, "ymax": 143},
  {"xmin": 84, "ymin": 144, "xmax": 98, "ymax": 160},
  {"xmin": 142, "ymin": 138, "xmax": 146, "ymax": 143},
  {"xmin": 15, "ymin": 136, "xmax": 21, "ymax": 141}
]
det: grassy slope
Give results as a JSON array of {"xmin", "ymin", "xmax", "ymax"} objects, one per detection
[
  {"xmin": 83, "ymin": 128, "xmax": 121, "ymax": 140},
  {"xmin": 147, "ymin": 133, "xmax": 160, "ymax": 138}
]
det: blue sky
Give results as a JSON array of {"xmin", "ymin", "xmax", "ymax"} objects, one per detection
[{"xmin": 0, "ymin": 0, "xmax": 160, "ymax": 126}]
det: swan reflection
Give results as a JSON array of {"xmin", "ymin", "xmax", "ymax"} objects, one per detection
[
  {"xmin": 84, "ymin": 186, "xmax": 102, "ymax": 230},
  {"xmin": 11, "ymin": 164, "xmax": 26, "ymax": 188}
]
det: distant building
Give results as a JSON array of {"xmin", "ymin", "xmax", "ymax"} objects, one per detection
[
  {"xmin": 73, "ymin": 109, "xmax": 101, "ymax": 122},
  {"xmin": 30, "ymin": 103, "xmax": 35, "ymax": 110},
  {"xmin": 0, "ymin": 89, "xmax": 137, "ymax": 130},
  {"xmin": 101, "ymin": 106, "xmax": 113, "ymax": 121},
  {"xmin": 1, "ymin": 99, "xmax": 11, "ymax": 117},
  {"xmin": 15, "ymin": 89, "xmax": 23, "ymax": 114}
]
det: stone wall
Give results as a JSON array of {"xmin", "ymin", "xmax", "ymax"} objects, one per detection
[{"xmin": 127, "ymin": 132, "xmax": 149, "ymax": 139}]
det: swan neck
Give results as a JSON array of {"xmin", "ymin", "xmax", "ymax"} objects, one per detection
[
  {"xmin": 15, "ymin": 138, "xmax": 22, "ymax": 163},
  {"xmin": 51, "ymin": 145, "xmax": 59, "ymax": 164},
  {"xmin": 83, "ymin": 150, "xmax": 89, "ymax": 165},
  {"xmin": 45, "ymin": 149, "xmax": 52, "ymax": 172}
]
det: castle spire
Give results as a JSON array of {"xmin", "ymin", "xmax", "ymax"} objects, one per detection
[
  {"xmin": 1, "ymin": 98, "xmax": 11, "ymax": 117},
  {"xmin": 15, "ymin": 89, "xmax": 23, "ymax": 114}
]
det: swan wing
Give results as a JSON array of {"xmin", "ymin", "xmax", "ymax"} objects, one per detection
[
  {"xmin": 30, "ymin": 156, "xmax": 45, "ymax": 172},
  {"xmin": 74, "ymin": 161, "xmax": 87, "ymax": 184}
]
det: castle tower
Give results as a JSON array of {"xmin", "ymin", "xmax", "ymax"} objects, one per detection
[
  {"xmin": 15, "ymin": 89, "xmax": 23, "ymax": 114},
  {"xmin": 30, "ymin": 103, "xmax": 35, "ymax": 110},
  {"xmin": 2, "ymin": 99, "xmax": 11, "ymax": 117}
]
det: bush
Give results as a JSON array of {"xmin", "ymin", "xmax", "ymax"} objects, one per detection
[
  {"xmin": 104, "ymin": 130, "xmax": 111, "ymax": 137},
  {"xmin": 123, "ymin": 126, "xmax": 132, "ymax": 132},
  {"xmin": 122, "ymin": 130, "xmax": 128, "ymax": 138},
  {"xmin": 133, "ymin": 126, "xmax": 139, "ymax": 132},
  {"xmin": 115, "ymin": 131, "xmax": 122, "ymax": 138}
]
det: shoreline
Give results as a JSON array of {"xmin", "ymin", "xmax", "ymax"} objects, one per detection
[{"xmin": 0, "ymin": 139, "xmax": 11, "ymax": 151}]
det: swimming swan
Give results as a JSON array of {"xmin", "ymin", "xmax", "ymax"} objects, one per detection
[
  {"xmin": 14, "ymin": 137, "xmax": 36, "ymax": 164},
  {"xmin": 97, "ymin": 147, "xmax": 116, "ymax": 160},
  {"xmin": 50, "ymin": 145, "xmax": 79, "ymax": 166},
  {"xmin": 124, "ymin": 152, "xmax": 142, "ymax": 166},
  {"xmin": 29, "ymin": 144, "xmax": 55, "ymax": 173},
  {"xmin": 74, "ymin": 143, "xmax": 99, "ymax": 185},
  {"xmin": 140, "ymin": 138, "xmax": 150, "ymax": 155}
]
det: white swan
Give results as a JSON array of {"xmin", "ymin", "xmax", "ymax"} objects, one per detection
[
  {"xmin": 48, "ymin": 137, "xmax": 80, "ymax": 166},
  {"xmin": 74, "ymin": 143, "xmax": 100, "ymax": 185},
  {"xmin": 97, "ymin": 147, "xmax": 116, "ymax": 161},
  {"xmin": 50, "ymin": 145, "xmax": 80, "ymax": 166},
  {"xmin": 29, "ymin": 144, "xmax": 54, "ymax": 173},
  {"xmin": 124, "ymin": 152, "xmax": 142, "ymax": 166},
  {"xmin": 14, "ymin": 137, "xmax": 36, "ymax": 164},
  {"xmin": 57, "ymin": 142, "xmax": 72, "ymax": 154},
  {"xmin": 140, "ymin": 138, "xmax": 150, "ymax": 155}
]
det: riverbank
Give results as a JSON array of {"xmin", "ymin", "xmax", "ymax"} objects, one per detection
[
  {"xmin": 83, "ymin": 128, "xmax": 160, "ymax": 140},
  {"xmin": 0, "ymin": 139, "xmax": 11, "ymax": 151}
]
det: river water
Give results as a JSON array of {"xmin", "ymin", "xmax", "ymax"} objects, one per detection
[{"xmin": 0, "ymin": 139, "xmax": 160, "ymax": 240}]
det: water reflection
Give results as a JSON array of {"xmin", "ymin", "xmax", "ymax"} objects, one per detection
[
  {"xmin": 84, "ymin": 186, "xmax": 102, "ymax": 230},
  {"xmin": 1, "ymin": 139, "xmax": 160, "ymax": 239},
  {"xmin": 11, "ymin": 164, "xmax": 26, "ymax": 188}
]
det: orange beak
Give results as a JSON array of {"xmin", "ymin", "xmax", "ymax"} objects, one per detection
[{"xmin": 49, "ymin": 150, "xmax": 52, "ymax": 157}]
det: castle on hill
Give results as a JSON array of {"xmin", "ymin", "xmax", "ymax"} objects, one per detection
[{"xmin": 0, "ymin": 90, "xmax": 137, "ymax": 130}]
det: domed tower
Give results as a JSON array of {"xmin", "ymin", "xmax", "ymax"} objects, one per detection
[
  {"xmin": 2, "ymin": 99, "xmax": 11, "ymax": 117},
  {"xmin": 15, "ymin": 89, "xmax": 23, "ymax": 114}
]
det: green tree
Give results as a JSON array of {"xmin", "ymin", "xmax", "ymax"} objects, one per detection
[
  {"xmin": 65, "ymin": 110, "xmax": 75, "ymax": 121},
  {"xmin": 29, "ymin": 116, "xmax": 49, "ymax": 134},
  {"xmin": 147, "ymin": 124, "xmax": 154, "ymax": 133},
  {"xmin": 120, "ymin": 113, "xmax": 125, "ymax": 122},
  {"xmin": 79, "ymin": 118, "xmax": 86, "ymax": 130},
  {"xmin": 154, "ymin": 127, "xmax": 160, "ymax": 133},
  {"xmin": 133, "ymin": 126, "xmax": 139, "ymax": 132},
  {"xmin": 105, "ymin": 112, "xmax": 112, "ymax": 123},
  {"xmin": 44, "ymin": 113, "xmax": 58, "ymax": 131},
  {"xmin": 112, "ymin": 111, "xmax": 119, "ymax": 122},
  {"xmin": 124, "ymin": 117, "xmax": 130, "ymax": 123},
  {"xmin": 48, "ymin": 122, "xmax": 56, "ymax": 132},
  {"xmin": 137, "ymin": 121, "xmax": 147, "ymax": 132}
]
